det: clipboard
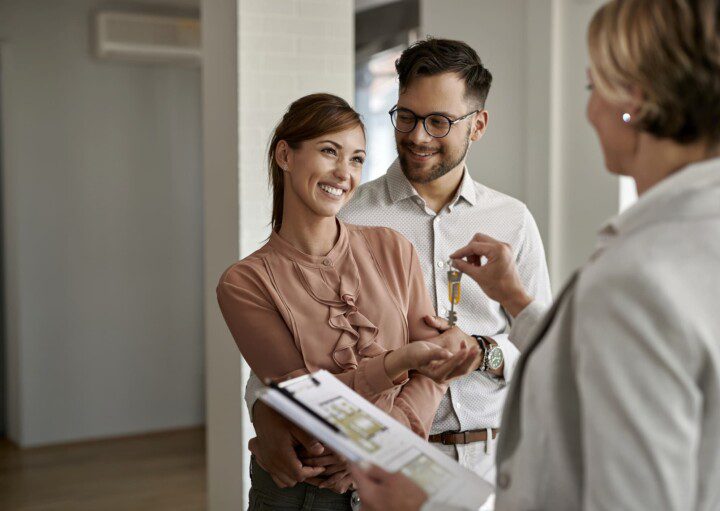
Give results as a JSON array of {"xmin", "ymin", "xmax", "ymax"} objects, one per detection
[{"xmin": 257, "ymin": 370, "xmax": 494, "ymax": 508}]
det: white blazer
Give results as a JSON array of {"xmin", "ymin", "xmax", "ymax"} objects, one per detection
[{"xmin": 424, "ymin": 157, "xmax": 720, "ymax": 511}]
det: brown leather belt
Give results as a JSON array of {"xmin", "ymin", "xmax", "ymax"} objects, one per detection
[{"xmin": 428, "ymin": 428, "xmax": 499, "ymax": 445}]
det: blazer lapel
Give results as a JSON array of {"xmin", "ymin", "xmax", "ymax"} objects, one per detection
[{"xmin": 497, "ymin": 270, "xmax": 580, "ymax": 461}]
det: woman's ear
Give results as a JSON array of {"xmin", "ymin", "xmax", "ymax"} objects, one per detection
[
  {"xmin": 470, "ymin": 110, "xmax": 489, "ymax": 142},
  {"xmin": 626, "ymin": 85, "xmax": 644, "ymax": 118},
  {"xmin": 275, "ymin": 140, "xmax": 291, "ymax": 171}
]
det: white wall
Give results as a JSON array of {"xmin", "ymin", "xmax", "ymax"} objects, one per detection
[
  {"xmin": 421, "ymin": 0, "xmax": 616, "ymax": 288},
  {"xmin": 421, "ymin": 0, "xmax": 528, "ymax": 203},
  {"xmin": 238, "ymin": 0, "xmax": 355, "ymax": 253},
  {"xmin": 202, "ymin": 0, "xmax": 354, "ymax": 508},
  {"xmin": 548, "ymin": 0, "xmax": 615, "ymax": 285},
  {"xmin": 0, "ymin": 0, "xmax": 204, "ymax": 446}
]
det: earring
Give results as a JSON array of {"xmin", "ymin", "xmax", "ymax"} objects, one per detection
[{"xmin": 622, "ymin": 113, "xmax": 632, "ymax": 123}]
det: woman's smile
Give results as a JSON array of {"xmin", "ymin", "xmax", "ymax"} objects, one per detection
[{"xmin": 318, "ymin": 182, "xmax": 348, "ymax": 199}]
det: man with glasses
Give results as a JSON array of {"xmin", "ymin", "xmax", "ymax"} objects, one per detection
[{"xmin": 245, "ymin": 38, "xmax": 552, "ymax": 498}]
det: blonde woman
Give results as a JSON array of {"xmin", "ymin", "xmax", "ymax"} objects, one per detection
[{"xmin": 352, "ymin": 1, "xmax": 720, "ymax": 510}]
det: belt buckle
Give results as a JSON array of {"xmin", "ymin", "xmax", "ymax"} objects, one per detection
[{"xmin": 350, "ymin": 491, "xmax": 361, "ymax": 511}]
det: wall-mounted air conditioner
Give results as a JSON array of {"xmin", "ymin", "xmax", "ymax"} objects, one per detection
[{"xmin": 94, "ymin": 11, "xmax": 201, "ymax": 65}]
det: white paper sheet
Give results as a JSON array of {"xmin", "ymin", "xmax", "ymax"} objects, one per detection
[{"xmin": 257, "ymin": 370, "xmax": 494, "ymax": 508}]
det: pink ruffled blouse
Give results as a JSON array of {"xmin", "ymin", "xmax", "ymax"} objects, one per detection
[{"xmin": 217, "ymin": 221, "xmax": 446, "ymax": 437}]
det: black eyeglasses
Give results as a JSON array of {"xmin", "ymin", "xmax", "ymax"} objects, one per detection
[{"xmin": 389, "ymin": 106, "xmax": 479, "ymax": 138}]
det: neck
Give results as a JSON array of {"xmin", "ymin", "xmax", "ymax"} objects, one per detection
[
  {"xmin": 278, "ymin": 199, "xmax": 339, "ymax": 256},
  {"xmin": 412, "ymin": 163, "xmax": 465, "ymax": 213},
  {"xmin": 631, "ymin": 136, "xmax": 720, "ymax": 195}
]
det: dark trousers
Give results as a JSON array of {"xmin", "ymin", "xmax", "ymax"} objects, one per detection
[{"xmin": 249, "ymin": 457, "xmax": 353, "ymax": 511}]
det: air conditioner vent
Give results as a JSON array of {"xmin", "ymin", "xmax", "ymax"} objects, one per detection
[{"xmin": 95, "ymin": 11, "xmax": 201, "ymax": 64}]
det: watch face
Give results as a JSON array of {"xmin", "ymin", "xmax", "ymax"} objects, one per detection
[{"xmin": 487, "ymin": 347, "xmax": 504, "ymax": 370}]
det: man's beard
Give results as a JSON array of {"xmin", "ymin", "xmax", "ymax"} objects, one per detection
[{"xmin": 397, "ymin": 130, "xmax": 471, "ymax": 184}]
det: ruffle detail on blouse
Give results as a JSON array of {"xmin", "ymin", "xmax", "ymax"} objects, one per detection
[
  {"xmin": 293, "ymin": 253, "xmax": 385, "ymax": 371},
  {"xmin": 328, "ymin": 294, "xmax": 384, "ymax": 370}
]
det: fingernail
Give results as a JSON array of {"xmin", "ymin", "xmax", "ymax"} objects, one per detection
[{"xmin": 357, "ymin": 460, "xmax": 371, "ymax": 471}]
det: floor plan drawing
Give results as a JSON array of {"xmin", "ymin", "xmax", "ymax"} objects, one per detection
[
  {"xmin": 400, "ymin": 451, "xmax": 453, "ymax": 495},
  {"xmin": 262, "ymin": 370, "xmax": 494, "ymax": 508},
  {"xmin": 319, "ymin": 396, "xmax": 387, "ymax": 453}
]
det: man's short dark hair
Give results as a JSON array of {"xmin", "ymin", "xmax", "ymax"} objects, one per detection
[{"xmin": 395, "ymin": 38, "xmax": 493, "ymax": 108}]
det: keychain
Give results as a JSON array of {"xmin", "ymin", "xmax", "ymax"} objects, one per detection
[{"xmin": 446, "ymin": 259, "xmax": 462, "ymax": 327}]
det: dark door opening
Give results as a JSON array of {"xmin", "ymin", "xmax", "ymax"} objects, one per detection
[{"xmin": 0, "ymin": 47, "xmax": 6, "ymax": 437}]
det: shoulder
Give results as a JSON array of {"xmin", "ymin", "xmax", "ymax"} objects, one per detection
[
  {"xmin": 577, "ymin": 232, "xmax": 671, "ymax": 309},
  {"xmin": 345, "ymin": 224, "xmax": 417, "ymax": 278},
  {"xmin": 353, "ymin": 173, "xmax": 390, "ymax": 201},
  {"xmin": 472, "ymin": 179, "xmax": 537, "ymax": 233},
  {"xmin": 340, "ymin": 175, "xmax": 391, "ymax": 219},
  {"xmin": 569, "ymin": 223, "xmax": 717, "ymax": 381},
  {"xmin": 345, "ymin": 224, "xmax": 419, "ymax": 293},
  {"xmin": 217, "ymin": 244, "xmax": 273, "ymax": 298},
  {"xmin": 470, "ymin": 179, "xmax": 541, "ymax": 245},
  {"xmin": 573, "ymin": 225, "xmax": 693, "ymax": 351},
  {"xmin": 579, "ymin": 222, "xmax": 692, "ymax": 299},
  {"xmin": 475, "ymin": 180, "xmax": 528, "ymax": 215},
  {"xmin": 346, "ymin": 223, "xmax": 414, "ymax": 254}
]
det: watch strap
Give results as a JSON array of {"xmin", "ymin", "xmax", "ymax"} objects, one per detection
[{"xmin": 472, "ymin": 335, "xmax": 489, "ymax": 372}]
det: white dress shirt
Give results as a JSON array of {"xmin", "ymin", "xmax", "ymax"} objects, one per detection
[{"xmin": 338, "ymin": 160, "xmax": 552, "ymax": 434}]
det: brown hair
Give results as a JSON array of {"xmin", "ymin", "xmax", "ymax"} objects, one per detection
[
  {"xmin": 267, "ymin": 93, "xmax": 364, "ymax": 232},
  {"xmin": 395, "ymin": 38, "xmax": 493, "ymax": 108},
  {"xmin": 588, "ymin": 0, "xmax": 720, "ymax": 145}
]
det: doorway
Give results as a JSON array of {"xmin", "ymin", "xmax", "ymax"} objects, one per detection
[{"xmin": 0, "ymin": 45, "xmax": 6, "ymax": 438}]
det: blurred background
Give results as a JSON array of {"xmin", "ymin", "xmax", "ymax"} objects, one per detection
[{"xmin": 0, "ymin": 0, "xmax": 633, "ymax": 509}]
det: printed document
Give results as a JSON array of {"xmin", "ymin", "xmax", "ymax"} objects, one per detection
[{"xmin": 257, "ymin": 370, "xmax": 494, "ymax": 508}]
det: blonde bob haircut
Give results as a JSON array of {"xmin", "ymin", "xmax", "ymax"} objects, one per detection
[{"xmin": 588, "ymin": 0, "xmax": 720, "ymax": 145}]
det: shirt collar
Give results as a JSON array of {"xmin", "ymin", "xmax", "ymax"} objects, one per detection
[
  {"xmin": 268, "ymin": 219, "xmax": 349, "ymax": 267},
  {"xmin": 385, "ymin": 158, "xmax": 477, "ymax": 207},
  {"xmin": 385, "ymin": 159, "xmax": 417, "ymax": 203},
  {"xmin": 455, "ymin": 167, "xmax": 478, "ymax": 206},
  {"xmin": 596, "ymin": 156, "xmax": 720, "ymax": 248}
]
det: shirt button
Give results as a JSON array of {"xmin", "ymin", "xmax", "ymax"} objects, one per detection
[
  {"xmin": 439, "ymin": 307, "xmax": 447, "ymax": 315},
  {"xmin": 498, "ymin": 472, "xmax": 511, "ymax": 489},
  {"xmin": 322, "ymin": 259, "xmax": 332, "ymax": 266},
  {"xmin": 436, "ymin": 260, "xmax": 444, "ymax": 268}
]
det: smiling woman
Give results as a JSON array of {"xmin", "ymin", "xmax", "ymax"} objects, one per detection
[
  {"xmin": 276, "ymin": 127, "xmax": 367, "ymax": 241},
  {"xmin": 216, "ymin": 93, "xmax": 478, "ymax": 511},
  {"xmin": 266, "ymin": 94, "xmax": 366, "ymax": 234}
]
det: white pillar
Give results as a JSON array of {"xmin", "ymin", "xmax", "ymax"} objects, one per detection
[
  {"xmin": 203, "ymin": 1, "xmax": 354, "ymax": 508},
  {"xmin": 201, "ymin": 1, "xmax": 244, "ymax": 510}
]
